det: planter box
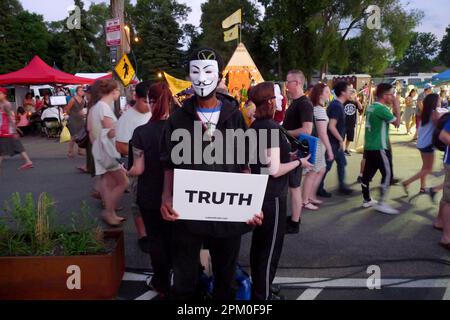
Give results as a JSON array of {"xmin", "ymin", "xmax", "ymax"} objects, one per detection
[{"xmin": 0, "ymin": 229, "xmax": 125, "ymax": 300}]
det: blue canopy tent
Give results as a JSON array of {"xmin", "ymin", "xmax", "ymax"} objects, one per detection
[{"xmin": 433, "ymin": 69, "xmax": 450, "ymax": 82}]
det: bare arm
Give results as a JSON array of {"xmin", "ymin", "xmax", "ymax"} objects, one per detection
[
  {"xmin": 102, "ymin": 116, "xmax": 115, "ymax": 138},
  {"xmin": 287, "ymin": 121, "xmax": 313, "ymax": 138},
  {"xmin": 316, "ymin": 121, "xmax": 334, "ymax": 161},
  {"xmin": 328, "ymin": 119, "xmax": 343, "ymax": 146},
  {"xmin": 128, "ymin": 147, "xmax": 145, "ymax": 176},
  {"xmin": 440, "ymin": 130, "xmax": 450, "ymax": 146},
  {"xmin": 65, "ymin": 98, "xmax": 75, "ymax": 114},
  {"xmin": 391, "ymin": 97, "xmax": 401, "ymax": 128},
  {"xmin": 265, "ymin": 148, "xmax": 312, "ymax": 178},
  {"xmin": 161, "ymin": 169, "xmax": 179, "ymax": 221},
  {"xmin": 116, "ymin": 141, "xmax": 129, "ymax": 156}
]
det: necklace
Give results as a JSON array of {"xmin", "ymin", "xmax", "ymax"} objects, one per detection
[{"xmin": 198, "ymin": 109, "xmax": 220, "ymax": 141}]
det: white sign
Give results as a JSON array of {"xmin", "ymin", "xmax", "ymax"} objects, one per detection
[
  {"xmin": 106, "ymin": 18, "xmax": 121, "ymax": 47},
  {"xmin": 50, "ymin": 96, "xmax": 68, "ymax": 106},
  {"xmin": 173, "ymin": 169, "xmax": 268, "ymax": 223}
]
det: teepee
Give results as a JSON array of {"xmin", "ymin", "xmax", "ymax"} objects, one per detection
[{"xmin": 224, "ymin": 43, "xmax": 264, "ymax": 92}]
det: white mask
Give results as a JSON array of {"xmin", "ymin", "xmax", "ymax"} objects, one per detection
[
  {"xmin": 274, "ymin": 84, "xmax": 283, "ymax": 111},
  {"xmin": 189, "ymin": 60, "xmax": 219, "ymax": 98}
]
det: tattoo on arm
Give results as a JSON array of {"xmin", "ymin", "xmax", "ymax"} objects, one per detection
[{"xmin": 133, "ymin": 147, "xmax": 144, "ymax": 159}]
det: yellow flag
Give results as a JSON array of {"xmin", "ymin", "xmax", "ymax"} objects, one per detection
[
  {"xmin": 222, "ymin": 9, "xmax": 242, "ymax": 29},
  {"xmin": 224, "ymin": 25, "xmax": 239, "ymax": 42},
  {"xmin": 164, "ymin": 72, "xmax": 192, "ymax": 96}
]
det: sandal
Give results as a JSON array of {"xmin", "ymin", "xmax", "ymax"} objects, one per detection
[
  {"xmin": 19, "ymin": 163, "xmax": 34, "ymax": 171},
  {"xmin": 303, "ymin": 202, "xmax": 319, "ymax": 211},
  {"xmin": 309, "ymin": 199, "xmax": 323, "ymax": 205}
]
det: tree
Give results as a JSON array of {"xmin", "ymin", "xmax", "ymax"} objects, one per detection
[
  {"xmin": 258, "ymin": 0, "xmax": 423, "ymax": 80},
  {"xmin": 0, "ymin": 0, "xmax": 50, "ymax": 74},
  {"xmin": 395, "ymin": 32, "xmax": 440, "ymax": 75},
  {"xmin": 196, "ymin": 0, "xmax": 261, "ymax": 63},
  {"xmin": 440, "ymin": 25, "xmax": 450, "ymax": 67},
  {"xmin": 132, "ymin": 0, "xmax": 190, "ymax": 81}
]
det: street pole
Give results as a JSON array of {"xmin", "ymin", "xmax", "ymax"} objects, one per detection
[{"xmin": 110, "ymin": 0, "xmax": 130, "ymax": 117}]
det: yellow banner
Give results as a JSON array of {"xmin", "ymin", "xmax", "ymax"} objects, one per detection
[
  {"xmin": 164, "ymin": 72, "xmax": 192, "ymax": 96},
  {"xmin": 222, "ymin": 9, "xmax": 242, "ymax": 29},
  {"xmin": 224, "ymin": 24, "xmax": 239, "ymax": 42}
]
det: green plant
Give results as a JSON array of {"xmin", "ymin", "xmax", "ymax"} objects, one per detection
[{"xmin": 0, "ymin": 193, "xmax": 106, "ymax": 257}]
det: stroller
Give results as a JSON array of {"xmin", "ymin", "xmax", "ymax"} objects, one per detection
[{"xmin": 42, "ymin": 117, "xmax": 63, "ymax": 139}]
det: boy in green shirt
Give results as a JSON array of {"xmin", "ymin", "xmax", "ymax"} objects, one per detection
[{"xmin": 361, "ymin": 83, "xmax": 401, "ymax": 215}]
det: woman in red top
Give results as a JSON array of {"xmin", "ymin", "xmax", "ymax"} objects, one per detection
[{"xmin": 0, "ymin": 88, "xmax": 33, "ymax": 170}]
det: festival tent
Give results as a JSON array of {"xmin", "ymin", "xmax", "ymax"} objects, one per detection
[
  {"xmin": 432, "ymin": 69, "xmax": 450, "ymax": 82},
  {"xmin": 0, "ymin": 56, "xmax": 95, "ymax": 86},
  {"xmin": 223, "ymin": 43, "xmax": 264, "ymax": 92}
]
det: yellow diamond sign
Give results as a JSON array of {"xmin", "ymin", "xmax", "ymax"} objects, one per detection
[{"xmin": 114, "ymin": 54, "xmax": 135, "ymax": 86}]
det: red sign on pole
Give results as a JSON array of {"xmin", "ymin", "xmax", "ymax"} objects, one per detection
[{"xmin": 106, "ymin": 18, "xmax": 121, "ymax": 47}]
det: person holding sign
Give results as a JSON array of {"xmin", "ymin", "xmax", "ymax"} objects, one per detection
[
  {"xmin": 249, "ymin": 82, "xmax": 313, "ymax": 300},
  {"xmin": 160, "ymin": 48, "xmax": 263, "ymax": 300}
]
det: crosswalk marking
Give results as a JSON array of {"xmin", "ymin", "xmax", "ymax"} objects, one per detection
[
  {"xmin": 135, "ymin": 290, "xmax": 158, "ymax": 300},
  {"xmin": 297, "ymin": 289, "xmax": 323, "ymax": 300}
]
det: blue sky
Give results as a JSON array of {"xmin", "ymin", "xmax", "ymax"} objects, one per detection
[{"xmin": 20, "ymin": 0, "xmax": 449, "ymax": 40}]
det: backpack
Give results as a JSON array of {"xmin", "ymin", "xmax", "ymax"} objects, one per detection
[{"xmin": 433, "ymin": 113, "xmax": 450, "ymax": 152}]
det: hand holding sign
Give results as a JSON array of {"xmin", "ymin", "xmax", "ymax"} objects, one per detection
[{"xmin": 247, "ymin": 212, "xmax": 264, "ymax": 226}]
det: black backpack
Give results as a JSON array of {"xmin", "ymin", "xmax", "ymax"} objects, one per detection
[{"xmin": 433, "ymin": 113, "xmax": 450, "ymax": 152}]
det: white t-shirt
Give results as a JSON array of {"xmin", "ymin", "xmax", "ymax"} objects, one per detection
[
  {"xmin": 89, "ymin": 100, "xmax": 117, "ymax": 142},
  {"xmin": 197, "ymin": 105, "xmax": 222, "ymax": 138},
  {"xmin": 116, "ymin": 107, "xmax": 152, "ymax": 144}
]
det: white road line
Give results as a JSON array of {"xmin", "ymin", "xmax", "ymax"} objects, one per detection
[
  {"xmin": 443, "ymin": 285, "xmax": 450, "ymax": 300},
  {"xmin": 296, "ymin": 289, "xmax": 323, "ymax": 300},
  {"xmin": 135, "ymin": 290, "xmax": 158, "ymax": 300},
  {"xmin": 123, "ymin": 272, "xmax": 150, "ymax": 282},
  {"xmin": 274, "ymin": 277, "xmax": 450, "ymax": 289}
]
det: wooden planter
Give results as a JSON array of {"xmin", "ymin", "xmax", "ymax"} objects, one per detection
[{"xmin": 0, "ymin": 229, "xmax": 125, "ymax": 300}]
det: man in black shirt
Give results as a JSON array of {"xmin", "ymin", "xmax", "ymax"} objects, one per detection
[
  {"xmin": 343, "ymin": 90, "xmax": 363, "ymax": 155},
  {"xmin": 283, "ymin": 70, "xmax": 314, "ymax": 234}
]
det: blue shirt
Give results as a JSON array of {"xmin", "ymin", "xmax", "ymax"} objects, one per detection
[
  {"xmin": 444, "ymin": 118, "xmax": 450, "ymax": 164},
  {"xmin": 327, "ymin": 99, "xmax": 346, "ymax": 146},
  {"xmin": 417, "ymin": 121, "xmax": 435, "ymax": 149}
]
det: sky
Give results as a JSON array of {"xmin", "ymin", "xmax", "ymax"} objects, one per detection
[{"xmin": 19, "ymin": 0, "xmax": 449, "ymax": 40}]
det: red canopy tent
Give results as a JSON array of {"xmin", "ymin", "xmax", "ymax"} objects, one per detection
[{"xmin": 0, "ymin": 56, "xmax": 95, "ymax": 85}]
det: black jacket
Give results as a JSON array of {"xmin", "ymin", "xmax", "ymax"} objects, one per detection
[{"xmin": 160, "ymin": 92, "xmax": 253, "ymax": 238}]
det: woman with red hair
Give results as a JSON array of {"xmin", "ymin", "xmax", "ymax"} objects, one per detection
[{"xmin": 127, "ymin": 82, "xmax": 173, "ymax": 298}]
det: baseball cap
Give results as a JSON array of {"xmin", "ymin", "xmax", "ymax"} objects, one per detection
[
  {"xmin": 0, "ymin": 87, "xmax": 8, "ymax": 95},
  {"xmin": 424, "ymin": 83, "xmax": 434, "ymax": 90}
]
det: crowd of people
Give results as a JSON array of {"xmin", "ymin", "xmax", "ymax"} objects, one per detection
[{"xmin": 1, "ymin": 46, "xmax": 450, "ymax": 301}]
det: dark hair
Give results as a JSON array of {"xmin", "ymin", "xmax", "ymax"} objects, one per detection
[
  {"xmin": 376, "ymin": 83, "xmax": 394, "ymax": 99},
  {"xmin": 35, "ymin": 96, "xmax": 40, "ymax": 99},
  {"xmin": 25, "ymin": 93, "xmax": 33, "ymax": 99},
  {"xmin": 135, "ymin": 81, "xmax": 150, "ymax": 99},
  {"xmin": 17, "ymin": 107, "xmax": 25, "ymax": 114},
  {"xmin": 333, "ymin": 81, "xmax": 349, "ymax": 98},
  {"xmin": 408, "ymin": 89, "xmax": 417, "ymax": 97},
  {"xmin": 149, "ymin": 82, "xmax": 172, "ymax": 122},
  {"xmin": 188, "ymin": 47, "xmax": 224, "ymax": 77},
  {"xmin": 249, "ymin": 82, "xmax": 275, "ymax": 120},
  {"xmin": 310, "ymin": 83, "xmax": 328, "ymax": 107},
  {"xmin": 76, "ymin": 86, "xmax": 84, "ymax": 94},
  {"xmin": 421, "ymin": 93, "xmax": 440, "ymax": 126}
]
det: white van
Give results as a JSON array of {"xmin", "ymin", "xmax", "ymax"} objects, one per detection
[
  {"xmin": 387, "ymin": 74, "xmax": 437, "ymax": 87},
  {"xmin": 30, "ymin": 85, "xmax": 54, "ymax": 98}
]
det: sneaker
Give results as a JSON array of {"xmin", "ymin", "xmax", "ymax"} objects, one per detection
[
  {"xmin": 362, "ymin": 199, "xmax": 378, "ymax": 208},
  {"xmin": 339, "ymin": 187, "xmax": 354, "ymax": 195},
  {"xmin": 138, "ymin": 236, "xmax": 151, "ymax": 254},
  {"xmin": 285, "ymin": 217, "xmax": 300, "ymax": 234},
  {"xmin": 391, "ymin": 178, "xmax": 400, "ymax": 186},
  {"xmin": 375, "ymin": 203, "xmax": 400, "ymax": 215},
  {"xmin": 269, "ymin": 292, "xmax": 286, "ymax": 300},
  {"xmin": 344, "ymin": 150, "xmax": 351, "ymax": 156},
  {"xmin": 317, "ymin": 189, "xmax": 332, "ymax": 198},
  {"xmin": 357, "ymin": 175, "xmax": 363, "ymax": 184}
]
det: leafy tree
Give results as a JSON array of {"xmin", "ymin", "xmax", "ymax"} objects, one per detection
[
  {"xmin": 0, "ymin": 0, "xmax": 50, "ymax": 74},
  {"xmin": 132, "ymin": 0, "xmax": 190, "ymax": 81},
  {"xmin": 395, "ymin": 32, "xmax": 440, "ymax": 75},
  {"xmin": 196, "ymin": 0, "xmax": 261, "ymax": 63},
  {"xmin": 440, "ymin": 25, "xmax": 450, "ymax": 67}
]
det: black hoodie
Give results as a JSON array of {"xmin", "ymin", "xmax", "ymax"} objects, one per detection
[{"xmin": 160, "ymin": 92, "xmax": 253, "ymax": 238}]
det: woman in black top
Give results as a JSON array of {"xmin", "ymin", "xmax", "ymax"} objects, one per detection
[
  {"xmin": 128, "ymin": 82, "xmax": 172, "ymax": 297},
  {"xmin": 249, "ymin": 82, "xmax": 313, "ymax": 300}
]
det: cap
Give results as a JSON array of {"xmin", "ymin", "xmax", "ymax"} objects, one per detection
[
  {"xmin": 0, "ymin": 87, "xmax": 8, "ymax": 95},
  {"xmin": 424, "ymin": 83, "xmax": 434, "ymax": 90}
]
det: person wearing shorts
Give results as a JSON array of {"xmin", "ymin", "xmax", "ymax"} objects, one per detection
[{"xmin": 343, "ymin": 95, "xmax": 363, "ymax": 155}]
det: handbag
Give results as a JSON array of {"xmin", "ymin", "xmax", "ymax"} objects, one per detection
[{"xmin": 75, "ymin": 126, "xmax": 89, "ymax": 149}]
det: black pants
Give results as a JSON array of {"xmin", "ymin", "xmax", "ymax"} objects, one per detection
[
  {"xmin": 361, "ymin": 149, "xmax": 393, "ymax": 202},
  {"xmin": 140, "ymin": 208, "xmax": 172, "ymax": 294},
  {"xmin": 170, "ymin": 223, "xmax": 242, "ymax": 300},
  {"xmin": 250, "ymin": 196, "xmax": 287, "ymax": 300}
]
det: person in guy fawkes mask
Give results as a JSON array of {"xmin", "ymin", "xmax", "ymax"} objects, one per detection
[{"xmin": 160, "ymin": 48, "xmax": 263, "ymax": 300}]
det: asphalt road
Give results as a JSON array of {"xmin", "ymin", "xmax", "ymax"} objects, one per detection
[{"xmin": 1, "ymin": 126, "xmax": 450, "ymax": 300}]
